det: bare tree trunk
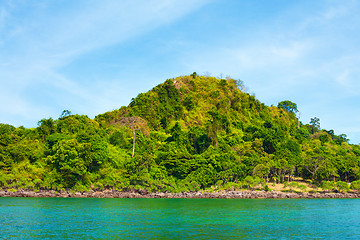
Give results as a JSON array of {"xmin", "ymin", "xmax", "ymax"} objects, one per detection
[{"xmin": 132, "ymin": 129, "xmax": 135, "ymax": 158}]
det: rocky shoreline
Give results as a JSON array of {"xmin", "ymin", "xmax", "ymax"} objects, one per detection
[{"xmin": 1, "ymin": 189, "xmax": 360, "ymax": 199}]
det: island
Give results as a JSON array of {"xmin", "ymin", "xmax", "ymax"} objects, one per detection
[{"xmin": 1, "ymin": 73, "xmax": 360, "ymax": 198}]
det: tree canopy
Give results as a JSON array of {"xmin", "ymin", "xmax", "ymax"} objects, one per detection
[
  {"xmin": 277, "ymin": 100, "xmax": 298, "ymax": 114},
  {"xmin": 0, "ymin": 74, "xmax": 359, "ymax": 193}
]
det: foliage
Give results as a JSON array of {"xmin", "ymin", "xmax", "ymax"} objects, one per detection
[
  {"xmin": 0, "ymin": 74, "xmax": 359, "ymax": 193},
  {"xmin": 277, "ymin": 100, "xmax": 298, "ymax": 114},
  {"xmin": 350, "ymin": 180, "xmax": 360, "ymax": 191},
  {"xmin": 335, "ymin": 181, "xmax": 350, "ymax": 193},
  {"xmin": 321, "ymin": 181, "xmax": 334, "ymax": 192}
]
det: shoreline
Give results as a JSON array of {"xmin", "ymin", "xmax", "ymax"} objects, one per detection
[{"xmin": 1, "ymin": 189, "xmax": 360, "ymax": 199}]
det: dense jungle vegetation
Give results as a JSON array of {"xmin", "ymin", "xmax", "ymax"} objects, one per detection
[{"xmin": 1, "ymin": 73, "xmax": 360, "ymax": 193}]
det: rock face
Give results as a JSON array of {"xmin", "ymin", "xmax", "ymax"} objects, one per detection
[{"xmin": 0, "ymin": 189, "xmax": 359, "ymax": 199}]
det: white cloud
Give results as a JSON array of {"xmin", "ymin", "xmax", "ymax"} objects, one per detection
[
  {"xmin": 228, "ymin": 40, "xmax": 314, "ymax": 70},
  {"xmin": 335, "ymin": 69, "xmax": 351, "ymax": 87},
  {"xmin": 0, "ymin": 7, "xmax": 7, "ymax": 31},
  {"xmin": 0, "ymin": 0, "xmax": 212, "ymax": 126},
  {"xmin": 175, "ymin": 1, "xmax": 360, "ymax": 143}
]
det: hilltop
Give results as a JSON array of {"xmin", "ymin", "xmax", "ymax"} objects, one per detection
[{"xmin": 1, "ymin": 73, "xmax": 360, "ymax": 194}]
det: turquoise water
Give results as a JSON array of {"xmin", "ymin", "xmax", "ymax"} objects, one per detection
[{"xmin": 0, "ymin": 198, "xmax": 359, "ymax": 239}]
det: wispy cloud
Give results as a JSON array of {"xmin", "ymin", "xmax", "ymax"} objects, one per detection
[
  {"xmin": 227, "ymin": 40, "xmax": 314, "ymax": 71},
  {"xmin": 1, "ymin": 0, "xmax": 360, "ymax": 144},
  {"xmin": 177, "ymin": 0, "xmax": 360, "ymax": 142},
  {"xmin": 0, "ymin": 0, "xmax": 211, "ymax": 126}
]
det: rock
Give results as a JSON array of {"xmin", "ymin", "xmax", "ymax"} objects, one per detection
[{"xmin": 1, "ymin": 189, "xmax": 360, "ymax": 199}]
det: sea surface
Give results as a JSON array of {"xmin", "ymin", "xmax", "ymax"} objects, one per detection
[{"xmin": 0, "ymin": 197, "xmax": 359, "ymax": 239}]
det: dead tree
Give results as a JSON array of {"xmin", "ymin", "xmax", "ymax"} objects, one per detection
[{"xmin": 115, "ymin": 116, "xmax": 149, "ymax": 157}]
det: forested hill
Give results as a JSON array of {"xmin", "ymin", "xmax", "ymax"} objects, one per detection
[{"xmin": 1, "ymin": 74, "xmax": 360, "ymax": 193}]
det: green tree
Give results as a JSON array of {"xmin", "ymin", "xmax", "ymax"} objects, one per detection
[
  {"xmin": 37, "ymin": 118, "xmax": 55, "ymax": 141},
  {"xmin": 253, "ymin": 164, "xmax": 270, "ymax": 182},
  {"xmin": 59, "ymin": 110, "xmax": 72, "ymax": 119},
  {"xmin": 277, "ymin": 100, "xmax": 298, "ymax": 114},
  {"xmin": 244, "ymin": 176, "xmax": 254, "ymax": 190},
  {"xmin": 191, "ymin": 72, "xmax": 198, "ymax": 78},
  {"xmin": 350, "ymin": 180, "xmax": 360, "ymax": 191},
  {"xmin": 310, "ymin": 117, "xmax": 320, "ymax": 133},
  {"xmin": 47, "ymin": 139, "xmax": 87, "ymax": 187}
]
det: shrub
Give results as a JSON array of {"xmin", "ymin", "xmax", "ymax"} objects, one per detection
[
  {"xmin": 335, "ymin": 181, "xmax": 350, "ymax": 193},
  {"xmin": 0, "ymin": 172, "xmax": 6, "ymax": 187},
  {"xmin": 289, "ymin": 182, "xmax": 299, "ymax": 191},
  {"xmin": 25, "ymin": 181, "xmax": 35, "ymax": 190},
  {"xmin": 33, "ymin": 179, "xmax": 43, "ymax": 190},
  {"xmin": 222, "ymin": 182, "xmax": 241, "ymax": 191},
  {"xmin": 298, "ymin": 184, "xmax": 307, "ymax": 191},
  {"xmin": 74, "ymin": 183, "xmax": 90, "ymax": 193},
  {"xmin": 94, "ymin": 181, "xmax": 104, "ymax": 190},
  {"xmin": 244, "ymin": 176, "xmax": 254, "ymax": 190},
  {"xmin": 350, "ymin": 180, "xmax": 360, "ymax": 191},
  {"xmin": 253, "ymin": 176, "xmax": 264, "ymax": 190},
  {"xmin": 321, "ymin": 181, "xmax": 334, "ymax": 192}
]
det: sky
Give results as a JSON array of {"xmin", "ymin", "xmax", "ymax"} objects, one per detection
[{"xmin": 1, "ymin": 0, "xmax": 360, "ymax": 144}]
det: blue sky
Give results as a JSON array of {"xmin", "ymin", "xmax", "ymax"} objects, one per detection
[{"xmin": 1, "ymin": 0, "xmax": 360, "ymax": 143}]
